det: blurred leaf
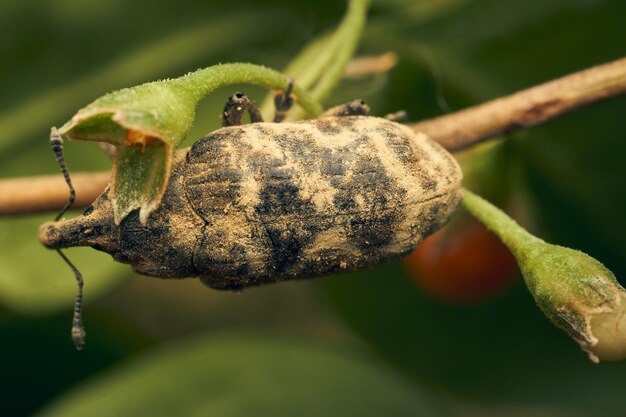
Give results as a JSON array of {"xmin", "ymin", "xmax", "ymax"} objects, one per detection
[
  {"xmin": 372, "ymin": 0, "xmax": 602, "ymax": 51},
  {"xmin": 0, "ymin": 214, "xmax": 128, "ymax": 314},
  {"xmin": 36, "ymin": 333, "xmax": 445, "ymax": 417},
  {"xmin": 0, "ymin": 310, "xmax": 152, "ymax": 417}
]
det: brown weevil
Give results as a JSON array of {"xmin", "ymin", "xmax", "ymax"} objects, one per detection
[{"xmin": 39, "ymin": 88, "xmax": 463, "ymax": 349}]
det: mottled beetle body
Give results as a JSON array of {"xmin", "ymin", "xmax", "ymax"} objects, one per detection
[{"xmin": 41, "ymin": 115, "xmax": 462, "ymax": 290}]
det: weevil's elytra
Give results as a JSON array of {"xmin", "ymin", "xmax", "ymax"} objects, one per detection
[{"xmin": 40, "ymin": 114, "xmax": 462, "ymax": 292}]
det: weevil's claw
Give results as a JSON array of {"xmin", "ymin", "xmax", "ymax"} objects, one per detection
[
  {"xmin": 222, "ymin": 92, "xmax": 263, "ymax": 127},
  {"xmin": 273, "ymin": 78, "xmax": 295, "ymax": 123}
]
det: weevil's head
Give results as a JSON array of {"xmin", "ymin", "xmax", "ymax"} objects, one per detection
[{"xmin": 39, "ymin": 190, "xmax": 120, "ymax": 254}]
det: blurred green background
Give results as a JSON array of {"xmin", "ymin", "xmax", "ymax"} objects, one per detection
[{"xmin": 1, "ymin": 0, "xmax": 625, "ymax": 416}]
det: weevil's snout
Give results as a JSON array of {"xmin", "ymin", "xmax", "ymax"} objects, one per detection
[
  {"xmin": 38, "ymin": 217, "xmax": 105, "ymax": 249},
  {"xmin": 39, "ymin": 221, "xmax": 62, "ymax": 249},
  {"xmin": 38, "ymin": 204, "xmax": 119, "ymax": 253}
]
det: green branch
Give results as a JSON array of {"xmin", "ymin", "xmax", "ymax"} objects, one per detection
[{"xmin": 461, "ymin": 187, "xmax": 541, "ymax": 258}]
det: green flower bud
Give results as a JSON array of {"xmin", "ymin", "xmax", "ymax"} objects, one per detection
[
  {"xmin": 521, "ymin": 243, "xmax": 626, "ymax": 362},
  {"xmin": 462, "ymin": 188, "xmax": 626, "ymax": 362}
]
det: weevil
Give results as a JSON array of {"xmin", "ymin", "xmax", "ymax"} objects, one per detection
[{"xmin": 39, "ymin": 87, "xmax": 463, "ymax": 349}]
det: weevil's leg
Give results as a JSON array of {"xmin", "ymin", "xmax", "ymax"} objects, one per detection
[
  {"xmin": 50, "ymin": 127, "xmax": 76, "ymax": 221},
  {"xmin": 320, "ymin": 99, "xmax": 370, "ymax": 118},
  {"xmin": 221, "ymin": 92, "xmax": 264, "ymax": 127},
  {"xmin": 273, "ymin": 78, "xmax": 294, "ymax": 123},
  {"xmin": 384, "ymin": 110, "xmax": 408, "ymax": 123}
]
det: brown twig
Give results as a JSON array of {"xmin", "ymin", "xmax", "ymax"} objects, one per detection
[
  {"xmin": 0, "ymin": 172, "xmax": 110, "ymax": 215},
  {"xmin": 344, "ymin": 52, "xmax": 398, "ymax": 79},
  {"xmin": 1, "ymin": 57, "xmax": 625, "ymax": 215},
  {"xmin": 411, "ymin": 56, "xmax": 626, "ymax": 151}
]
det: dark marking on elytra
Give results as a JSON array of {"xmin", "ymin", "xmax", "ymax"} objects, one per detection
[
  {"xmin": 347, "ymin": 210, "xmax": 398, "ymax": 250},
  {"xmin": 220, "ymin": 127, "xmax": 246, "ymax": 142},
  {"xmin": 187, "ymin": 133, "xmax": 226, "ymax": 161},
  {"xmin": 186, "ymin": 167, "xmax": 243, "ymax": 184},
  {"xmin": 315, "ymin": 117, "xmax": 362, "ymax": 136},
  {"xmin": 253, "ymin": 124, "xmax": 273, "ymax": 137},
  {"xmin": 335, "ymin": 116, "xmax": 358, "ymax": 129},
  {"xmin": 282, "ymin": 127, "xmax": 314, "ymax": 141},
  {"xmin": 333, "ymin": 192, "xmax": 359, "ymax": 211},
  {"xmin": 256, "ymin": 180, "xmax": 316, "ymax": 216},
  {"xmin": 265, "ymin": 225, "xmax": 303, "ymax": 274},
  {"xmin": 419, "ymin": 175, "xmax": 439, "ymax": 193},
  {"xmin": 272, "ymin": 133, "xmax": 317, "ymax": 160}
]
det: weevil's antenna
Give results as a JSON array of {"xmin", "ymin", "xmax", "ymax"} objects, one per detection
[
  {"xmin": 50, "ymin": 127, "xmax": 76, "ymax": 221},
  {"xmin": 57, "ymin": 249, "xmax": 86, "ymax": 350},
  {"xmin": 50, "ymin": 127, "xmax": 85, "ymax": 350}
]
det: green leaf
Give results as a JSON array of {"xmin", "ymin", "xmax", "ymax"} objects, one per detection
[
  {"xmin": 0, "ymin": 312, "xmax": 151, "ymax": 417},
  {"xmin": 112, "ymin": 143, "xmax": 170, "ymax": 224},
  {"xmin": 36, "ymin": 333, "xmax": 444, "ymax": 417},
  {"xmin": 59, "ymin": 63, "xmax": 323, "ymax": 224}
]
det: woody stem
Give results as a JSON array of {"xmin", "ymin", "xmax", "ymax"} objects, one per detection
[{"xmin": 1, "ymin": 56, "xmax": 625, "ymax": 215}]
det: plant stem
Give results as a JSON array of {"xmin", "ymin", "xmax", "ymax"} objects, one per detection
[
  {"xmin": 308, "ymin": 0, "xmax": 371, "ymax": 103},
  {"xmin": 461, "ymin": 188, "xmax": 541, "ymax": 258},
  {"xmin": 0, "ymin": 172, "xmax": 110, "ymax": 215},
  {"xmin": 411, "ymin": 56, "xmax": 626, "ymax": 151},
  {"xmin": 178, "ymin": 63, "xmax": 324, "ymax": 117},
  {"xmin": 285, "ymin": 33, "xmax": 336, "ymax": 91}
]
